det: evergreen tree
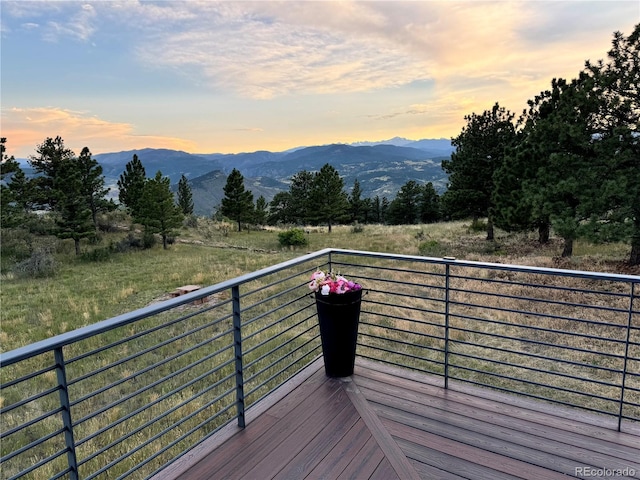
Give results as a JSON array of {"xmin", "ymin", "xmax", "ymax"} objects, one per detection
[
  {"xmin": 309, "ymin": 164, "xmax": 349, "ymax": 232},
  {"xmin": 52, "ymin": 157, "xmax": 94, "ymax": 255},
  {"xmin": 25, "ymin": 138, "xmax": 111, "ymax": 251},
  {"xmin": 348, "ymin": 179, "xmax": 366, "ymax": 223},
  {"xmin": 28, "ymin": 136, "xmax": 75, "ymax": 209},
  {"xmin": 419, "ymin": 182, "xmax": 441, "ymax": 223},
  {"xmin": 117, "ymin": 154, "xmax": 147, "ymax": 217},
  {"xmin": 177, "ymin": 174, "xmax": 194, "ymax": 216},
  {"xmin": 3, "ymin": 166, "xmax": 35, "ymax": 223},
  {"xmin": 361, "ymin": 197, "xmax": 373, "ymax": 223},
  {"xmin": 371, "ymin": 196, "xmax": 382, "ymax": 223},
  {"xmin": 387, "ymin": 180, "xmax": 423, "ymax": 224},
  {"xmin": 254, "ymin": 195, "xmax": 268, "ymax": 226},
  {"xmin": 268, "ymin": 191, "xmax": 294, "ymax": 225},
  {"xmin": 585, "ymin": 24, "xmax": 640, "ymax": 264},
  {"xmin": 77, "ymin": 147, "xmax": 112, "ymax": 231},
  {"xmin": 523, "ymin": 76, "xmax": 600, "ymax": 257},
  {"xmin": 1, "ymin": 138, "xmax": 32, "ymax": 228},
  {"xmin": 381, "ymin": 197, "xmax": 390, "ymax": 223},
  {"xmin": 220, "ymin": 168, "xmax": 254, "ymax": 232},
  {"xmin": 492, "ymin": 99, "xmax": 554, "ymax": 244},
  {"xmin": 442, "ymin": 103, "xmax": 516, "ymax": 240},
  {"xmin": 136, "ymin": 171, "xmax": 184, "ymax": 249},
  {"xmin": 289, "ymin": 170, "xmax": 315, "ymax": 224}
]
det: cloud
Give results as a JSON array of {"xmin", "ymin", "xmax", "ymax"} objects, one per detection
[
  {"xmin": 231, "ymin": 127, "xmax": 264, "ymax": 132},
  {"xmin": 368, "ymin": 104, "xmax": 430, "ymax": 120},
  {"xmin": 42, "ymin": 3, "xmax": 96, "ymax": 42},
  {"xmin": 121, "ymin": 1, "xmax": 636, "ymax": 104},
  {"xmin": 2, "ymin": 1, "xmax": 97, "ymax": 42},
  {"xmin": 2, "ymin": 1, "xmax": 637, "ymax": 156},
  {"xmin": 2, "ymin": 107, "xmax": 196, "ymax": 157},
  {"xmin": 131, "ymin": 2, "xmax": 433, "ymax": 99}
]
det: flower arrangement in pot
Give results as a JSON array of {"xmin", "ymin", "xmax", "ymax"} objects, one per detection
[
  {"xmin": 308, "ymin": 270, "xmax": 362, "ymax": 296},
  {"xmin": 309, "ymin": 270, "xmax": 363, "ymax": 377}
]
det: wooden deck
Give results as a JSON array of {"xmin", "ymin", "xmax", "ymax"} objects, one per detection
[{"xmin": 157, "ymin": 358, "xmax": 640, "ymax": 480}]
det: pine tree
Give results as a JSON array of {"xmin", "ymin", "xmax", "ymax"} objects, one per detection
[
  {"xmin": 268, "ymin": 191, "xmax": 294, "ymax": 225},
  {"xmin": 1, "ymin": 138, "xmax": 32, "ymax": 228},
  {"xmin": 289, "ymin": 170, "xmax": 315, "ymax": 224},
  {"xmin": 254, "ymin": 195, "xmax": 268, "ymax": 226},
  {"xmin": 381, "ymin": 197, "xmax": 390, "ymax": 223},
  {"xmin": 77, "ymin": 147, "xmax": 112, "ymax": 231},
  {"xmin": 309, "ymin": 164, "xmax": 349, "ymax": 233},
  {"xmin": 348, "ymin": 179, "xmax": 365, "ymax": 223},
  {"xmin": 492, "ymin": 100, "xmax": 554, "ymax": 244},
  {"xmin": 442, "ymin": 103, "xmax": 516, "ymax": 240},
  {"xmin": 387, "ymin": 180, "xmax": 423, "ymax": 225},
  {"xmin": 117, "ymin": 154, "xmax": 146, "ymax": 217},
  {"xmin": 220, "ymin": 168, "xmax": 253, "ymax": 232},
  {"xmin": 136, "ymin": 171, "xmax": 184, "ymax": 249},
  {"xmin": 419, "ymin": 182, "xmax": 441, "ymax": 223},
  {"xmin": 585, "ymin": 24, "xmax": 640, "ymax": 265},
  {"xmin": 28, "ymin": 136, "xmax": 75, "ymax": 209},
  {"xmin": 522, "ymin": 76, "xmax": 600, "ymax": 257},
  {"xmin": 177, "ymin": 174, "xmax": 194, "ymax": 216},
  {"xmin": 53, "ymin": 158, "xmax": 94, "ymax": 255},
  {"xmin": 371, "ymin": 196, "xmax": 382, "ymax": 223}
]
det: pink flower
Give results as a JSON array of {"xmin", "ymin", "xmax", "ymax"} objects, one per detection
[
  {"xmin": 311, "ymin": 271, "xmax": 326, "ymax": 282},
  {"xmin": 309, "ymin": 270, "xmax": 362, "ymax": 295}
]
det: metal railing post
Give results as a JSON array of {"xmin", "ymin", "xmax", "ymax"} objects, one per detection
[
  {"xmin": 54, "ymin": 347, "xmax": 78, "ymax": 480},
  {"xmin": 618, "ymin": 281, "xmax": 635, "ymax": 432},
  {"xmin": 232, "ymin": 285, "xmax": 245, "ymax": 428},
  {"xmin": 444, "ymin": 262, "xmax": 451, "ymax": 389}
]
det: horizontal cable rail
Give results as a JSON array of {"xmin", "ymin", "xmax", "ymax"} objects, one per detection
[{"xmin": 1, "ymin": 248, "xmax": 639, "ymax": 479}]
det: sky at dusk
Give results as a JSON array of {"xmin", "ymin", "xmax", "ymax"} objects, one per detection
[{"xmin": 1, "ymin": 1, "xmax": 638, "ymax": 159}]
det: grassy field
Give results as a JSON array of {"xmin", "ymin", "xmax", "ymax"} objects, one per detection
[
  {"xmin": 1, "ymin": 218, "xmax": 635, "ymax": 353},
  {"xmin": 1, "ymin": 218, "xmax": 638, "ymax": 479}
]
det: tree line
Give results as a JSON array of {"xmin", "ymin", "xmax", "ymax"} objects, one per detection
[
  {"xmin": 0, "ymin": 134, "xmax": 440, "ymax": 254},
  {"xmin": 1, "ymin": 138, "xmax": 193, "ymax": 253},
  {"xmin": 222, "ymin": 164, "xmax": 442, "ymax": 232},
  {"xmin": 442, "ymin": 24, "xmax": 639, "ymax": 264}
]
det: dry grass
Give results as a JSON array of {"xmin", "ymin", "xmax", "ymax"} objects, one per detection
[{"xmin": 1, "ymin": 219, "xmax": 638, "ymax": 479}]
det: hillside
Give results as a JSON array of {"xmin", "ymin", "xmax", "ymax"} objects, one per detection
[
  {"xmin": 33, "ymin": 138, "xmax": 452, "ymax": 216},
  {"xmin": 187, "ymin": 170, "xmax": 289, "ymax": 216}
]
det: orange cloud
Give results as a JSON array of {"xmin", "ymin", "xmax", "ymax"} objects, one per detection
[{"xmin": 1, "ymin": 107, "xmax": 197, "ymax": 158}]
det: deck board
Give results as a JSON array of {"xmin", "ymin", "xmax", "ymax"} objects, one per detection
[{"xmin": 166, "ymin": 357, "xmax": 640, "ymax": 480}]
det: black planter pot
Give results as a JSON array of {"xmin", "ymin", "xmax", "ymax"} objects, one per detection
[{"xmin": 315, "ymin": 289, "xmax": 363, "ymax": 377}]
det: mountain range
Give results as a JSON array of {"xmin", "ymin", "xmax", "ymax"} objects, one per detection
[{"xmin": 21, "ymin": 138, "xmax": 454, "ymax": 216}]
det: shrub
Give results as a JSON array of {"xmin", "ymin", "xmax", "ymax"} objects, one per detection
[
  {"xmin": 99, "ymin": 210, "xmax": 131, "ymax": 232},
  {"xmin": 0, "ymin": 228, "xmax": 33, "ymax": 266},
  {"xmin": 418, "ymin": 240, "xmax": 446, "ymax": 257},
  {"xmin": 113, "ymin": 233, "xmax": 142, "ymax": 252},
  {"xmin": 278, "ymin": 228, "xmax": 308, "ymax": 247},
  {"xmin": 13, "ymin": 247, "xmax": 57, "ymax": 278},
  {"xmin": 183, "ymin": 215, "xmax": 198, "ymax": 228},
  {"xmin": 351, "ymin": 222, "xmax": 364, "ymax": 234},
  {"xmin": 82, "ymin": 247, "xmax": 112, "ymax": 262},
  {"xmin": 142, "ymin": 232, "xmax": 156, "ymax": 249},
  {"xmin": 25, "ymin": 214, "xmax": 55, "ymax": 236},
  {"xmin": 467, "ymin": 219, "xmax": 487, "ymax": 233},
  {"xmin": 88, "ymin": 232, "xmax": 102, "ymax": 245},
  {"xmin": 217, "ymin": 222, "xmax": 232, "ymax": 237}
]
